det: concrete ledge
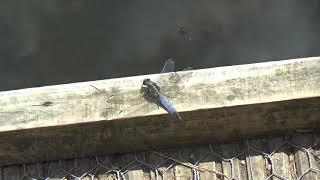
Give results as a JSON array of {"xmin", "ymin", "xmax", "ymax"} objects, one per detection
[{"xmin": 0, "ymin": 57, "xmax": 319, "ymax": 165}]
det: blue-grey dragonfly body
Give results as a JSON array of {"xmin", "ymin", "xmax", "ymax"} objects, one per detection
[{"xmin": 142, "ymin": 59, "xmax": 182, "ymax": 120}]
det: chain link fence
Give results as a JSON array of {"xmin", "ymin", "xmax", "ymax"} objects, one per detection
[{"xmin": 2, "ymin": 132, "xmax": 320, "ymax": 180}]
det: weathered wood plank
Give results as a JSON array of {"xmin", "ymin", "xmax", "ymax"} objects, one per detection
[
  {"xmin": 220, "ymin": 142, "xmax": 243, "ymax": 180},
  {"xmin": 153, "ymin": 150, "xmax": 176, "ymax": 180},
  {"xmin": 174, "ymin": 148, "xmax": 194, "ymax": 180},
  {"xmin": 1, "ymin": 165, "xmax": 20, "ymax": 180},
  {"xmin": 0, "ymin": 57, "xmax": 319, "ymax": 165},
  {"xmin": 267, "ymin": 137, "xmax": 290, "ymax": 180},
  {"xmin": 293, "ymin": 134, "xmax": 317, "ymax": 180},
  {"xmin": 197, "ymin": 146, "xmax": 218, "ymax": 180},
  {"xmin": 312, "ymin": 133, "xmax": 320, "ymax": 180},
  {"xmin": 42, "ymin": 160, "xmax": 67, "ymax": 179},
  {"xmin": 21, "ymin": 163, "xmax": 39, "ymax": 179},
  {"xmin": 239, "ymin": 155, "xmax": 247, "ymax": 180},
  {"xmin": 174, "ymin": 165, "xmax": 192, "ymax": 180},
  {"xmin": 148, "ymin": 152, "xmax": 166, "ymax": 180},
  {"xmin": 246, "ymin": 139, "xmax": 267, "ymax": 180},
  {"xmin": 126, "ymin": 169, "xmax": 144, "ymax": 180},
  {"xmin": 288, "ymin": 151, "xmax": 297, "ymax": 180},
  {"xmin": 198, "ymin": 158, "xmax": 217, "ymax": 180},
  {"xmin": 125, "ymin": 152, "xmax": 150, "ymax": 180}
]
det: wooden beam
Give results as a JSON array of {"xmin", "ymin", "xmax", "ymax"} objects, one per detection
[{"xmin": 0, "ymin": 57, "xmax": 319, "ymax": 165}]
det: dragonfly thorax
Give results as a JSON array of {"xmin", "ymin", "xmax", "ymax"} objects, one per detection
[{"xmin": 142, "ymin": 78, "xmax": 161, "ymax": 98}]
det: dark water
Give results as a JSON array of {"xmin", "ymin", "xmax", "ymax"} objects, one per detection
[{"xmin": 0, "ymin": 0, "xmax": 319, "ymax": 91}]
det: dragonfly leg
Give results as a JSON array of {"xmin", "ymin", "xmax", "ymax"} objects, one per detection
[
  {"xmin": 90, "ymin": 85, "xmax": 102, "ymax": 92},
  {"xmin": 160, "ymin": 92, "xmax": 174, "ymax": 99}
]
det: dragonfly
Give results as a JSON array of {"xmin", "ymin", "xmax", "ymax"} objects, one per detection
[
  {"xmin": 90, "ymin": 59, "xmax": 192, "ymax": 120},
  {"xmin": 141, "ymin": 59, "xmax": 185, "ymax": 120}
]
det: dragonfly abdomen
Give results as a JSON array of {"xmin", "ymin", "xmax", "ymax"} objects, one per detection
[{"xmin": 159, "ymin": 95, "xmax": 182, "ymax": 120}]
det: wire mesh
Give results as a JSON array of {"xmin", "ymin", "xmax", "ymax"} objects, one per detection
[{"xmin": 1, "ymin": 132, "xmax": 320, "ymax": 180}]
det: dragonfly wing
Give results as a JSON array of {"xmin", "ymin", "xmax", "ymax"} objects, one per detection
[
  {"xmin": 161, "ymin": 59, "xmax": 175, "ymax": 73},
  {"xmin": 157, "ymin": 58, "xmax": 177, "ymax": 88},
  {"xmin": 159, "ymin": 95, "xmax": 182, "ymax": 120},
  {"xmin": 159, "ymin": 59, "xmax": 190, "ymax": 84},
  {"xmin": 156, "ymin": 58, "xmax": 188, "ymax": 98}
]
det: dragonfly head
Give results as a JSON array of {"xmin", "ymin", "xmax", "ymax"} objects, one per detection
[{"xmin": 142, "ymin": 78, "xmax": 152, "ymax": 85}]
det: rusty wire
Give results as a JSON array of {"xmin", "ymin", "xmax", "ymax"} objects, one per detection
[{"xmin": 3, "ymin": 133, "xmax": 320, "ymax": 180}]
